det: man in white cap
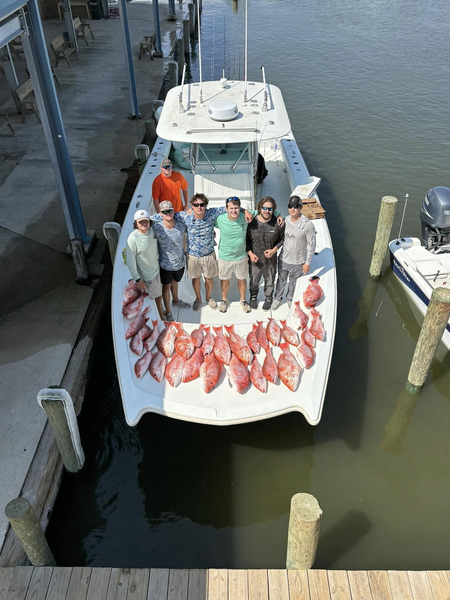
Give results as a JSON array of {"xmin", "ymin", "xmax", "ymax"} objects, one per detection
[
  {"xmin": 152, "ymin": 159, "xmax": 189, "ymax": 214},
  {"xmin": 126, "ymin": 209, "xmax": 164, "ymax": 320}
]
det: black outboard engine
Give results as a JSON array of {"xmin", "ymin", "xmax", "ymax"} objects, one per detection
[{"xmin": 420, "ymin": 186, "xmax": 450, "ymax": 253}]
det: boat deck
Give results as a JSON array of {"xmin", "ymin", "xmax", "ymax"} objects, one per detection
[
  {"xmin": 402, "ymin": 245, "xmax": 450, "ymax": 289},
  {"xmin": 1, "ymin": 566, "xmax": 448, "ymax": 600}
]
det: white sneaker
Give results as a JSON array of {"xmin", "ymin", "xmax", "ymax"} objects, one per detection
[{"xmin": 272, "ymin": 299, "xmax": 281, "ymax": 310}]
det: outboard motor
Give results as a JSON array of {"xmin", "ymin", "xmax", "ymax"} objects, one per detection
[{"xmin": 420, "ymin": 186, "xmax": 450, "ymax": 253}]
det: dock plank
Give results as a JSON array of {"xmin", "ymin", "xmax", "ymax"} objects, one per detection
[
  {"xmin": 427, "ymin": 571, "xmax": 450, "ymax": 600},
  {"xmin": 327, "ymin": 571, "xmax": 351, "ymax": 600},
  {"xmin": 407, "ymin": 572, "xmax": 433, "ymax": 600},
  {"xmin": 107, "ymin": 568, "xmax": 131, "ymax": 600},
  {"xmin": 229, "ymin": 571, "xmax": 247, "ymax": 600},
  {"xmin": 46, "ymin": 567, "xmax": 72, "ymax": 600},
  {"xmin": 24, "ymin": 568, "xmax": 53, "ymax": 600},
  {"xmin": 86, "ymin": 568, "xmax": 111, "ymax": 600},
  {"xmin": 4, "ymin": 567, "xmax": 33, "ymax": 600},
  {"xmin": 267, "ymin": 570, "xmax": 289, "ymax": 600},
  {"xmin": 308, "ymin": 570, "xmax": 331, "ymax": 600},
  {"xmin": 187, "ymin": 570, "xmax": 207, "ymax": 600},
  {"xmin": 0, "ymin": 568, "xmax": 14, "ymax": 600},
  {"xmin": 127, "ymin": 569, "xmax": 150, "ymax": 600},
  {"xmin": 168, "ymin": 570, "xmax": 189, "ymax": 600},
  {"xmin": 387, "ymin": 572, "xmax": 413, "ymax": 600},
  {"xmin": 347, "ymin": 571, "xmax": 372, "ymax": 600},
  {"xmin": 248, "ymin": 570, "xmax": 268, "ymax": 600},
  {"xmin": 287, "ymin": 570, "xmax": 310, "ymax": 600},
  {"xmin": 367, "ymin": 571, "xmax": 393, "ymax": 600},
  {"xmin": 208, "ymin": 570, "xmax": 227, "ymax": 600},
  {"xmin": 66, "ymin": 566, "xmax": 91, "ymax": 600},
  {"xmin": 148, "ymin": 569, "xmax": 170, "ymax": 600}
]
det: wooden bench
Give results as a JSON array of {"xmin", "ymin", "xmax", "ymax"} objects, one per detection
[
  {"xmin": 15, "ymin": 80, "xmax": 41, "ymax": 123},
  {"xmin": 139, "ymin": 35, "xmax": 155, "ymax": 60},
  {"xmin": 1, "ymin": 114, "xmax": 16, "ymax": 136},
  {"xmin": 50, "ymin": 34, "xmax": 78, "ymax": 68},
  {"xmin": 73, "ymin": 17, "xmax": 94, "ymax": 46},
  {"xmin": 57, "ymin": 0, "xmax": 91, "ymax": 20}
]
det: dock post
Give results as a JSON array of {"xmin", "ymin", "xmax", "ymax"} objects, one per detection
[
  {"xmin": 135, "ymin": 144, "xmax": 150, "ymax": 175},
  {"xmin": 192, "ymin": 0, "xmax": 198, "ymax": 35},
  {"xmin": 369, "ymin": 196, "xmax": 398, "ymax": 279},
  {"xmin": 168, "ymin": 60, "xmax": 178, "ymax": 90},
  {"xmin": 188, "ymin": 3, "xmax": 195, "ymax": 34},
  {"xmin": 37, "ymin": 387, "xmax": 85, "ymax": 474},
  {"xmin": 145, "ymin": 117, "xmax": 157, "ymax": 149},
  {"xmin": 70, "ymin": 239, "xmax": 91, "ymax": 285},
  {"xmin": 406, "ymin": 287, "xmax": 450, "ymax": 392},
  {"xmin": 286, "ymin": 493, "xmax": 322, "ymax": 569},
  {"xmin": 183, "ymin": 18, "xmax": 190, "ymax": 55},
  {"xmin": 5, "ymin": 498, "xmax": 56, "ymax": 566},
  {"xmin": 177, "ymin": 37, "xmax": 185, "ymax": 79},
  {"xmin": 103, "ymin": 222, "xmax": 122, "ymax": 263}
]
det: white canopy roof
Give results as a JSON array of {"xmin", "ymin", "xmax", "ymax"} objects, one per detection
[{"xmin": 156, "ymin": 80, "xmax": 292, "ymax": 144}]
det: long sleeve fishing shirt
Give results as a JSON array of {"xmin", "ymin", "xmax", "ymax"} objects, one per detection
[
  {"xmin": 280, "ymin": 215, "xmax": 316, "ymax": 266},
  {"xmin": 126, "ymin": 228, "xmax": 160, "ymax": 282}
]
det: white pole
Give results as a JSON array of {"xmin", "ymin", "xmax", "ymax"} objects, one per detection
[
  {"xmin": 244, "ymin": 0, "xmax": 248, "ymax": 102},
  {"xmin": 197, "ymin": 0, "xmax": 203, "ymax": 103}
]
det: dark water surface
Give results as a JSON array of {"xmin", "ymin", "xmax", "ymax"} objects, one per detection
[{"xmin": 46, "ymin": 0, "xmax": 450, "ymax": 568}]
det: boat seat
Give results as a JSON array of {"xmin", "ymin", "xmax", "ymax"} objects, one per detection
[
  {"xmin": 416, "ymin": 260, "xmax": 449, "ymax": 278},
  {"xmin": 194, "ymin": 171, "xmax": 254, "ymax": 205}
]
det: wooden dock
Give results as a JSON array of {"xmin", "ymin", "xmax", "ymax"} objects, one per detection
[{"xmin": 1, "ymin": 567, "xmax": 450, "ymax": 600}]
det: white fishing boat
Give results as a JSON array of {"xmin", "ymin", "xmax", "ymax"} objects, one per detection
[
  {"xmin": 389, "ymin": 186, "xmax": 450, "ymax": 350},
  {"xmin": 111, "ymin": 10, "xmax": 337, "ymax": 427}
]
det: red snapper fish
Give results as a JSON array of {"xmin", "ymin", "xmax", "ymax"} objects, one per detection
[
  {"xmin": 125, "ymin": 307, "xmax": 149, "ymax": 340},
  {"xmin": 278, "ymin": 343, "xmax": 302, "ymax": 391},
  {"xmin": 191, "ymin": 324, "xmax": 204, "ymax": 348},
  {"xmin": 213, "ymin": 326, "xmax": 231, "ymax": 365},
  {"xmin": 156, "ymin": 323, "xmax": 177, "ymax": 357},
  {"xmin": 246, "ymin": 324, "xmax": 260, "ymax": 354},
  {"xmin": 130, "ymin": 332, "xmax": 143, "ymax": 356},
  {"xmin": 165, "ymin": 353, "xmax": 186, "ymax": 387},
  {"xmin": 310, "ymin": 308, "xmax": 326, "ymax": 341},
  {"xmin": 266, "ymin": 318, "xmax": 281, "ymax": 346},
  {"xmin": 250, "ymin": 355, "xmax": 267, "ymax": 393},
  {"xmin": 262, "ymin": 347, "xmax": 279, "ymax": 383},
  {"xmin": 139, "ymin": 324, "xmax": 152, "ymax": 341},
  {"xmin": 303, "ymin": 276, "xmax": 324, "ymax": 308},
  {"xmin": 134, "ymin": 349, "xmax": 154, "ymax": 379},
  {"xmin": 201, "ymin": 326, "xmax": 214, "ymax": 356},
  {"xmin": 122, "ymin": 279, "xmax": 139, "ymax": 307},
  {"xmin": 150, "ymin": 350, "xmax": 167, "ymax": 382},
  {"xmin": 297, "ymin": 340, "xmax": 315, "ymax": 369},
  {"xmin": 122, "ymin": 291, "xmax": 148, "ymax": 319},
  {"xmin": 293, "ymin": 301, "xmax": 308, "ymax": 330},
  {"xmin": 224, "ymin": 325, "xmax": 252, "ymax": 365},
  {"xmin": 182, "ymin": 347, "xmax": 204, "ymax": 383},
  {"xmin": 255, "ymin": 321, "xmax": 269, "ymax": 351},
  {"xmin": 301, "ymin": 327, "xmax": 316, "ymax": 348},
  {"xmin": 144, "ymin": 320, "xmax": 160, "ymax": 352},
  {"xmin": 174, "ymin": 323, "xmax": 195, "ymax": 359},
  {"xmin": 200, "ymin": 353, "xmax": 223, "ymax": 393},
  {"xmin": 228, "ymin": 353, "xmax": 250, "ymax": 393},
  {"xmin": 280, "ymin": 319, "xmax": 299, "ymax": 346}
]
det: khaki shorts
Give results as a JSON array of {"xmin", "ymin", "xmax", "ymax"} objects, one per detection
[
  {"xmin": 187, "ymin": 252, "xmax": 218, "ymax": 279},
  {"xmin": 144, "ymin": 273, "xmax": 163, "ymax": 299},
  {"xmin": 218, "ymin": 256, "xmax": 249, "ymax": 280}
]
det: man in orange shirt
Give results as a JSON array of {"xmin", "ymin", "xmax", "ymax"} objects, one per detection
[{"xmin": 152, "ymin": 158, "xmax": 189, "ymax": 213}]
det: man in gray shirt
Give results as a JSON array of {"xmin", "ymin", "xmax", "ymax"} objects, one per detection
[{"xmin": 272, "ymin": 195, "xmax": 316, "ymax": 309}]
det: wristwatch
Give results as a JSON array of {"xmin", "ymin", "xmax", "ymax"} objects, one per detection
[{"xmin": 135, "ymin": 278, "xmax": 141, "ymax": 283}]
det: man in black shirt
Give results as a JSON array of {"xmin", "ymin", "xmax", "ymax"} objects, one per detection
[{"xmin": 246, "ymin": 196, "xmax": 285, "ymax": 311}]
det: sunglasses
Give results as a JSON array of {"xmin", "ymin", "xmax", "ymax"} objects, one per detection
[
  {"xmin": 162, "ymin": 165, "xmax": 173, "ymax": 170},
  {"xmin": 161, "ymin": 209, "xmax": 174, "ymax": 214},
  {"xmin": 226, "ymin": 196, "xmax": 240, "ymax": 203},
  {"xmin": 288, "ymin": 205, "xmax": 301, "ymax": 209},
  {"xmin": 192, "ymin": 203, "xmax": 205, "ymax": 208},
  {"xmin": 261, "ymin": 206, "xmax": 274, "ymax": 211}
]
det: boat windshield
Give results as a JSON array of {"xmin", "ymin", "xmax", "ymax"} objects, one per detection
[{"xmin": 196, "ymin": 143, "xmax": 251, "ymax": 167}]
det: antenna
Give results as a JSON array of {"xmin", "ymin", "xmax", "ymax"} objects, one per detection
[
  {"xmin": 261, "ymin": 66, "xmax": 268, "ymax": 111},
  {"xmin": 197, "ymin": 0, "xmax": 203, "ymax": 103},
  {"xmin": 244, "ymin": 0, "xmax": 248, "ymax": 101},
  {"xmin": 223, "ymin": 14, "xmax": 226, "ymax": 79},
  {"xmin": 212, "ymin": 18, "xmax": 215, "ymax": 80},
  {"xmin": 397, "ymin": 193, "xmax": 409, "ymax": 243}
]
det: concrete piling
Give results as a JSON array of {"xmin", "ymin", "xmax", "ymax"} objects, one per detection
[
  {"xmin": 37, "ymin": 387, "xmax": 85, "ymax": 474},
  {"xmin": 5, "ymin": 498, "xmax": 56, "ymax": 567},
  {"xmin": 70, "ymin": 239, "xmax": 91, "ymax": 285},
  {"xmin": 188, "ymin": 3, "xmax": 195, "ymax": 34},
  {"xmin": 286, "ymin": 493, "xmax": 322, "ymax": 569},
  {"xmin": 168, "ymin": 60, "xmax": 179, "ymax": 91},
  {"xmin": 135, "ymin": 144, "xmax": 150, "ymax": 175},
  {"xmin": 406, "ymin": 287, "xmax": 450, "ymax": 392},
  {"xmin": 103, "ymin": 222, "xmax": 122, "ymax": 264},
  {"xmin": 177, "ymin": 37, "xmax": 185, "ymax": 78},
  {"xmin": 369, "ymin": 196, "xmax": 398, "ymax": 279},
  {"xmin": 145, "ymin": 118, "xmax": 158, "ymax": 149},
  {"xmin": 192, "ymin": 0, "xmax": 198, "ymax": 34},
  {"xmin": 183, "ymin": 18, "xmax": 190, "ymax": 55}
]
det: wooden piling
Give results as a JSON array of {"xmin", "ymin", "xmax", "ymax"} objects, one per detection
[
  {"xmin": 145, "ymin": 118, "xmax": 157, "ymax": 149},
  {"xmin": 369, "ymin": 196, "xmax": 398, "ymax": 279},
  {"xmin": 188, "ymin": 3, "xmax": 195, "ymax": 34},
  {"xmin": 177, "ymin": 37, "xmax": 185, "ymax": 78},
  {"xmin": 135, "ymin": 144, "xmax": 150, "ymax": 176},
  {"xmin": 5, "ymin": 498, "xmax": 56, "ymax": 567},
  {"xmin": 406, "ymin": 287, "xmax": 450, "ymax": 392},
  {"xmin": 192, "ymin": 0, "xmax": 198, "ymax": 34},
  {"xmin": 70, "ymin": 239, "xmax": 91, "ymax": 285},
  {"xmin": 37, "ymin": 387, "xmax": 85, "ymax": 474},
  {"xmin": 103, "ymin": 222, "xmax": 122, "ymax": 263},
  {"xmin": 183, "ymin": 18, "xmax": 190, "ymax": 55},
  {"xmin": 286, "ymin": 493, "xmax": 322, "ymax": 569},
  {"xmin": 168, "ymin": 60, "xmax": 178, "ymax": 91}
]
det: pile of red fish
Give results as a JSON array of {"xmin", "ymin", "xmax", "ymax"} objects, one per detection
[{"xmin": 121, "ymin": 277, "xmax": 326, "ymax": 395}]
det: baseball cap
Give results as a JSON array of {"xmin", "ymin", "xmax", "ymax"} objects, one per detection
[
  {"xmin": 161, "ymin": 158, "xmax": 173, "ymax": 167},
  {"xmin": 134, "ymin": 209, "xmax": 150, "ymax": 222},
  {"xmin": 159, "ymin": 201, "xmax": 173, "ymax": 212},
  {"xmin": 288, "ymin": 195, "xmax": 302, "ymax": 208}
]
